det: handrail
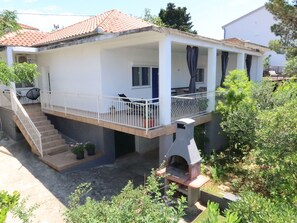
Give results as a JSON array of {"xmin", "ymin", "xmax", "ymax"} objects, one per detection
[{"xmin": 10, "ymin": 89, "xmax": 43, "ymax": 157}]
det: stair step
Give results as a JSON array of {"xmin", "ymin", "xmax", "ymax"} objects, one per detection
[
  {"xmin": 43, "ymin": 138, "xmax": 66, "ymax": 149},
  {"xmin": 42, "ymin": 134, "xmax": 62, "ymax": 143},
  {"xmin": 36, "ymin": 124, "xmax": 55, "ymax": 132},
  {"xmin": 40, "ymin": 129, "xmax": 58, "ymax": 136},
  {"xmin": 34, "ymin": 120, "xmax": 51, "ymax": 127},
  {"xmin": 31, "ymin": 116, "xmax": 47, "ymax": 122},
  {"xmin": 43, "ymin": 144, "xmax": 69, "ymax": 156}
]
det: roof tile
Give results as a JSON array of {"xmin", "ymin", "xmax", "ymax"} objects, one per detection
[{"xmin": 34, "ymin": 9, "xmax": 154, "ymax": 46}]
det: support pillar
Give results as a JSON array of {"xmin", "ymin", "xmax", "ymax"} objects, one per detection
[
  {"xmin": 159, "ymin": 134, "xmax": 173, "ymax": 164},
  {"xmin": 158, "ymin": 35, "xmax": 172, "ymax": 164},
  {"xmin": 236, "ymin": 52, "xmax": 245, "ymax": 70},
  {"xmin": 207, "ymin": 47, "xmax": 217, "ymax": 112},
  {"xmin": 256, "ymin": 55, "xmax": 264, "ymax": 81},
  {"xmin": 6, "ymin": 47, "xmax": 15, "ymax": 91},
  {"xmin": 158, "ymin": 35, "xmax": 171, "ymax": 125}
]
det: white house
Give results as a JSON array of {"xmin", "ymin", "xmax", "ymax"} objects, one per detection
[
  {"xmin": 0, "ymin": 9, "xmax": 266, "ymax": 171},
  {"xmin": 222, "ymin": 5, "xmax": 286, "ymax": 73}
]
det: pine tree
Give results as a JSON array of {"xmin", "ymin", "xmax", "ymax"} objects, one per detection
[{"xmin": 159, "ymin": 3, "xmax": 197, "ymax": 34}]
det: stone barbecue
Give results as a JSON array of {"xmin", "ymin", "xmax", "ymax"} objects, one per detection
[{"xmin": 157, "ymin": 118, "xmax": 209, "ymax": 206}]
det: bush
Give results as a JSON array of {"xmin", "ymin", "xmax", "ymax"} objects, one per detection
[
  {"xmin": 0, "ymin": 190, "xmax": 19, "ymax": 223},
  {"xmin": 228, "ymin": 191, "xmax": 297, "ymax": 223},
  {"xmin": 64, "ymin": 171, "xmax": 187, "ymax": 223},
  {"xmin": 217, "ymin": 70, "xmax": 256, "ymax": 151},
  {"xmin": 252, "ymin": 99, "xmax": 297, "ymax": 203}
]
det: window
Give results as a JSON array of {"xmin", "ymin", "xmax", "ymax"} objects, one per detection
[
  {"xmin": 132, "ymin": 67, "xmax": 150, "ymax": 87},
  {"xmin": 195, "ymin": 68, "xmax": 205, "ymax": 83}
]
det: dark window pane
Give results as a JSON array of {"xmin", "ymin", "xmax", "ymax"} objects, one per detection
[
  {"xmin": 142, "ymin": 67, "xmax": 149, "ymax": 85},
  {"xmin": 132, "ymin": 67, "xmax": 140, "ymax": 86}
]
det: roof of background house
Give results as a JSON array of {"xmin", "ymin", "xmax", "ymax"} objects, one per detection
[
  {"xmin": 0, "ymin": 30, "xmax": 47, "ymax": 47},
  {"xmin": 222, "ymin": 5, "xmax": 266, "ymax": 28},
  {"xmin": 34, "ymin": 9, "xmax": 154, "ymax": 46},
  {"xmin": 19, "ymin": 23, "xmax": 39, "ymax": 31}
]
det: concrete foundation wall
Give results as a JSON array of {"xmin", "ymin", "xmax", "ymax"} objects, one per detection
[
  {"xmin": 0, "ymin": 107, "xmax": 24, "ymax": 141},
  {"xmin": 205, "ymin": 113, "xmax": 228, "ymax": 153},
  {"xmin": 46, "ymin": 114, "xmax": 115, "ymax": 165},
  {"xmin": 135, "ymin": 136, "xmax": 159, "ymax": 154}
]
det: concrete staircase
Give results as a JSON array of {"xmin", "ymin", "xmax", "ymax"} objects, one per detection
[
  {"xmin": 14, "ymin": 104, "xmax": 102, "ymax": 172},
  {"xmin": 21, "ymin": 105, "xmax": 69, "ymax": 156}
]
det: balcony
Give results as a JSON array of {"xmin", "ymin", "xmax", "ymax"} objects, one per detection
[{"xmin": 40, "ymin": 91, "xmax": 213, "ymax": 138}]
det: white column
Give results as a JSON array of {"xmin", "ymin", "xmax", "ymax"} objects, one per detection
[
  {"xmin": 6, "ymin": 47, "xmax": 16, "ymax": 91},
  {"xmin": 207, "ymin": 47, "xmax": 217, "ymax": 112},
  {"xmin": 256, "ymin": 55, "xmax": 264, "ymax": 81},
  {"xmin": 158, "ymin": 35, "xmax": 172, "ymax": 164},
  {"xmin": 237, "ymin": 52, "xmax": 245, "ymax": 70},
  {"xmin": 159, "ymin": 35, "xmax": 171, "ymax": 125}
]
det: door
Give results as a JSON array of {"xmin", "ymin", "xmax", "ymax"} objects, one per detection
[
  {"xmin": 152, "ymin": 68, "xmax": 159, "ymax": 99},
  {"xmin": 114, "ymin": 131, "xmax": 135, "ymax": 158}
]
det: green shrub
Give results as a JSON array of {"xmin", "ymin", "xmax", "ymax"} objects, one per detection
[
  {"xmin": 199, "ymin": 201, "xmax": 240, "ymax": 223},
  {"xmin": 64, "ymin": 171, "xmax": 187, "ymax": 223},
  {"xmin": 253, "ymin": 99, "xmax": 297, "ymax": 203},
  {"xmin": 0, "ymin": 190, "xmax": 19, "ymax": 223},
  {"xmin": 228, "ymin": 191, "xmax": 297, "ymax": 223}
]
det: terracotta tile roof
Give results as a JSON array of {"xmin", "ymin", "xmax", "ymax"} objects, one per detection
[
  {"xmin": 19, "ymin": 23, "xmax": 39, "ymax": 31},
  {"xmin": 35, "ymin": 9, "xmax": 154, "ymax": 46},
  {"xmin": 222, "ymin": 38, "xmax": 246, "ymax": 46},
  {"xmin": 0, "ymin": 30, "xmax": 48, "ymax": 47}
]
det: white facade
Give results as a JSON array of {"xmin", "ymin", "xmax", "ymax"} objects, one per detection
[{"xmin": 223, "ymin": 6, "xmax": 286, "ymax": 67}]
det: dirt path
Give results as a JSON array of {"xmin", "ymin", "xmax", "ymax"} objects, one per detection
[{"xmin": 0, "ymin": 137, "xmax": 158, "ymax": 223}]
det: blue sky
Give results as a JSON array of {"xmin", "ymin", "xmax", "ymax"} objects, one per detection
[{"xmin": 1, "ymin": 0, "xmax": 268, "ymax": 39}]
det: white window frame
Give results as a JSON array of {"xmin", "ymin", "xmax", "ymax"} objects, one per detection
[
  {"xmin": 195, "ymin": 67, "xmax": 206, "ymax": 83},
  {"xmin": 132, "ymin": 66, "xmax": 151, "ymax": 88}
]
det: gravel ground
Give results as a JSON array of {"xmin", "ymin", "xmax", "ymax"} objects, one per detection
[{"xmin": 0, "ymin": 134, "xmax": 159, "ymax": 223}]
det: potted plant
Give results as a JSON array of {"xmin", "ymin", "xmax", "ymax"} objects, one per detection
[
  {"xmin": 143, "ymin": 110, "xmax": 154, "ymax": 128},
  {"xmin": 84, "ymin": 142, "xmax": 96, "ymax": 156},
  {"xmin": 71, "ymin": 143, "xmax": 85, "ymax": 160}
]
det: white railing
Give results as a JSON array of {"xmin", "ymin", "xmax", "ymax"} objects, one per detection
[
  {"xmin": 171, "ymin": 91, "xmax": 215, "ymax": 121},
  {"xmin": 10, "ymin": 89, "xmax": 43, "ymax": 157},
  {"xmin": 0, "ymin": 89, "xmax": 12, "ymax": 109},
  {"xmin": 41, "ymin": 90, "xmax": 214, "ymax": 132},
  {"xmin": 40, "ymin": 91, "xmax": 160, "ymax": 133}
]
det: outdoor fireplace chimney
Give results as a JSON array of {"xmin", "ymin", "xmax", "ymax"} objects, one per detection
[
  {"xmin": 157, "ymin": 118, "xmax": 209, "ymax": 206},
  {"xmin": 166, "ymin": 118, "xmax": 202, "ymax": 167}
]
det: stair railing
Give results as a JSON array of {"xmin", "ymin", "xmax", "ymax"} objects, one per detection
[{"xmin": 10, "ymin": 88, "xmax": 43, "ymax": 157}]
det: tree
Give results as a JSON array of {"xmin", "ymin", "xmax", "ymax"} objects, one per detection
[
  {"xmin": 0, "ymin": 62, "xmax": 39, "ymax": 87},
  {"xmin": 0, "ymin": 10, "xmax": 20, "ymax": 37},
  {"xmin": 266, "ymin": 0, "xmax": 297, "ymax": 75},
  {"xmin": 143, "ymin": 8, "xmax": 165, "ymax": 27},
  {"xmin": 159, "ymin": 3, "xmax": 197, "ymax": 34}
]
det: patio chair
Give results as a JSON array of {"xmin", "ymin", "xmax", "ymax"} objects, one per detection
[
  {"xmin": 26, "ymin": 88, "xmax": 40, "ymax": 103},
  {"xmin": 118, "ymin": 94, "xmax": 145, "ymax": 115}
]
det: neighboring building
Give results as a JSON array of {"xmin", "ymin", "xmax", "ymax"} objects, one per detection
[
  {"xmin": 0, "ymin": 9, "xmax": 266, "ymax": 171},
  {"xmin": 222, "ymin": 5, "xmax": 286, "ymax": 73}
]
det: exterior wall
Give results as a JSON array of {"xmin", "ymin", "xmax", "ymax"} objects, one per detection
[
  {"xmin": 37, "ymin": 43, "xmax": 101, "ymax": 95},
  {"xmin": 0, "ymin": 107, "xmax": 24, "ymax": 141},
  {"xmin": 101, "ymin": 47, "xmax": 158, "ymax": 99},
  {"xmin": 171, "ymin": 52, "xmax": 208, "ymax": 89},
  {"xmin": 0, "ymin": 49, "xmax": 8, "ymax": 62},
  {"xmin": 135, "ymin": 136, "xmax": 159, "ymax": 154},
  {"xmin": 46, "ymin": 114, "xmax": 115, "ymax": 165},
  {"xmin": 223, "ymin": 6, "xmax": 286, "ymax": 67}
]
